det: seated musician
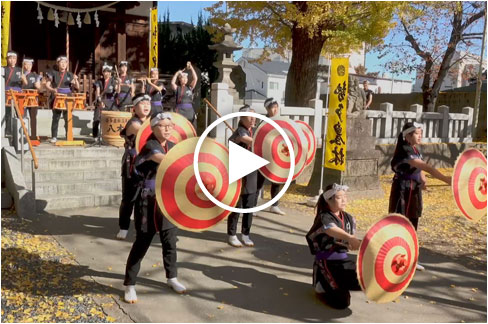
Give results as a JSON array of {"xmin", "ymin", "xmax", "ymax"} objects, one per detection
[
  {"xmin": 21, "ymin": 58, "xmax": 41, "ymax": 140},
  {"xmin": 4, "ymin": 51, "xmax": 22, "ymax": 93},
  {"xmin": 93, "ymin": 63, "xmax": 117, "ymax": 141},
  {"xmin": 45, "ymin": 56, "xmax": 80, "ymax": 144}
]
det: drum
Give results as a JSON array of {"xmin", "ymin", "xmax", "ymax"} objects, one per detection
[
  {"xmin": 73, "ymin": 93, "xmax": 86, "ymax": 110},
  {"xmin": 101, "ymin": 111, "xmax": 132, "ymax": 147},
  {"xmin": 22, "ymin": 89, "xmax": 39, "ymax": 107},
  {"xmin": 53, "ymin": 94, "xmax": 68, "ymax": 110}
]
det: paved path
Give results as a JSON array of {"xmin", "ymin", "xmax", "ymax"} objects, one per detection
[{"xmin": 20, "ymin": 205, "xmax": 487, "ymax": 322}]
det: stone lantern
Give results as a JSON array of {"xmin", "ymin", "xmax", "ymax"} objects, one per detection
[{"xmin": 208, "ymin": 23, "xmax": 242, "ymax": 99}]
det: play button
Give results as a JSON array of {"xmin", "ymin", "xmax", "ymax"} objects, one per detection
[
  {"xmin": 228, "ymin": 141, "xmax": 270, "ymax": 184},
  {"xmin": 194, "ymin": 111, "xmax": 295, "ymax": 214}
]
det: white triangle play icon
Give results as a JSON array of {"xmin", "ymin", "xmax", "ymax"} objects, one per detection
[{"xmin": 229, "ymin": 141, "xmax": 270, "ymax": 184}]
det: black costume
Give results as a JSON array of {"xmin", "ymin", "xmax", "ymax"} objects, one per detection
[
  {"xmin": 227, "ymin": 122, "xmax": 257, "ymax": 236},
  {"xmin": 175, "ymin": 85, "xmax": 195, "ymax": 123},
  {"xmin": 118, "ymin": 116, "xmax": 144, "ymax": 232},
  {"xmin": 47, "ymin": 70, "xmax": 75, "ymax": 139},
  {"xmin": 306, "ymin": 208, "xmax": 360, "ymax": 309},
  {"xmin": 4, "ymin": 66, "xmax": 22, "ymax": 91},
  {"xmin": 124, "ymin": 134, "xmax": 178, "ymax": 285},
  {"xmin": 388, "ymin": 143, "xmax": 423, "ymax": 230},
  {"xmin": 22, "ymin": 71, "xmax": 41, "ymax": 139},
  {"xmin": 116, "ymin": 74, "xmax": 133, "ymax": 111},
  {"xmin": 145, "ymin": 80, "xmax": 166, "ymax": 116},
  {"xmin": 93, "ymin": 77, "xmax": 117, "ymax": 137}
]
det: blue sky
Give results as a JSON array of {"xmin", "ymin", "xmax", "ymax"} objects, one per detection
[{"xmin": 157, "ymin": 1, "xmax": 485, "ymax": 82}]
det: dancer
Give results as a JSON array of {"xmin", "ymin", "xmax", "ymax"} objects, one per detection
[
  {"xmin": 389, "ymin": 122, "xmax": 451, "ymax": 271},
  {"xmin": 4, "ymin": 51, "xmax": 22, "ymax": 92},
  {"xmin": 116, "ymin": 93, "xmax": 151, "ymax": 240},
  {"xmin": 227, "ymin": 105, "xmax": 258, "ymax": 248},
  {"xmin": 256, "ymin": 97, "xmax": 286, "ymax": 215},
  {"xmin": 306, "ymin": 183, "xmax": 361, "ymax": 309},
  {"xmin": 124, "ymin": 112, "xmax": 186, "ymax": 303}
]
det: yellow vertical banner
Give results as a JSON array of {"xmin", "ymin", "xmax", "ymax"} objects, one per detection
[
  {"xmin": 1, "ymin": 1, "xmax": 11, "ymax": 67},
  {"xmin": 149, "ymin": 7, "xmax": 158, "ymax": 72},
  {"xmin": 324, "ymin": 57, "xmax": 349, "ymax": 171}
]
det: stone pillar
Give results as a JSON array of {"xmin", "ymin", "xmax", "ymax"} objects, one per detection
[{"xmin": 210, "ymin": 82, "xmax": 234, "ymax": 144}]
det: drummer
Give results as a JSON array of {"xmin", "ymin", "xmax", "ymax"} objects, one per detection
[
  {"xmin": 93, "ymin": 63, "xmax": 117, "ymax": 141},
  {"xmin": 227, "ymin": 105, "xmax": 258, "ymax": 248},
  {"xmin": 306, "ymin": 183, "xmax": 361, "ymax": 309},
  {"xmin": 389, "ymin": 122, "xmax": 451, "ymax": 271},
  {"xmin": 4, "ymin": 51, "xmax": 22, "ymax": 92},
  {"xmin": 116, "ymin": 93, "xmax": 151, "ymax": 240},
  {"xmin": 256, "ymin": 97, "xmax": 286, "ymax": 215},
  {"xmin": 45, "ymin": 55, "xmax": 80, "ymax": 144},
  {"xmin": 142, "ymin": 67, "xmax": 166, "ymax": 116},
  {"xmin": 170, "ymin": 61, "xmax": 198, "ymax": 124},
  {"xmin": 116, "ymin": 61, "xmax": 134, "ymax": 111},
  {"xmin": 21, "ymin": 58, "xmax": 42, "ymax": 140},
  {"xmin": 123, "ymin": 112, "xmax": 186, "ymax": 303}
]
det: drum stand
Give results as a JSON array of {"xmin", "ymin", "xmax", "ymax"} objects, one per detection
[{"xmin": 55, "ymin": 98, "xmax": 85, "ymax": 147}]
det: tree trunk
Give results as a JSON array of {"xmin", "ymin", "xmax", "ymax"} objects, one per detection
[{"xmin": 284, "ymin": 24, "xmax": 326, "ymax": 107}]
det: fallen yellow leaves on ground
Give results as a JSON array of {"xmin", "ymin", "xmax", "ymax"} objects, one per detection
[
  {"xmin": 263, "ymin": 168, "xmax": 486, "ymax": 264},
  {"xmin": 1, "ymin": 210, "xmax": 117, "ymax": 323}
]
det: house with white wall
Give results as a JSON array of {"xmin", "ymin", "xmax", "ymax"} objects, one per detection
[
  {"xmin": 413, "ymin": 50, "xmax": 487, "ymax": 92},
  {"xmin": 239, "ymin": 46, "xmax": 412, "ymax": 104}
]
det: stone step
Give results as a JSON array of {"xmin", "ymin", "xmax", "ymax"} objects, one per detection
[
  {"xmin": 32, "ymin": 179, "xmax": 122, "ymax": 196},
  {"xmin": 1, "ymin": 188, "xmax": 13, "ymax": 209},
  {"xmin": 30, "ymin": 146, "xmax": 124, "ymax": 159},
  {"xmin": 36, "ymin": 190, "xmax": 122, "ymax": 211},
  {"xmin": 22, "ymin": 157, "xmax": 121, "ymax": 172},
  {"xmin": 24, "ymin": 168, "xmax": 121, "ymax": 183}
]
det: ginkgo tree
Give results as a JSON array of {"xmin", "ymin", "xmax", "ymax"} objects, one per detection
[
  {"xmin": 207, "ymin": 1, "xmax": 398, "ymax": 106},
  {"xmin": 375, "ymin": 1, "xmax": 485, "ymax": 111}
]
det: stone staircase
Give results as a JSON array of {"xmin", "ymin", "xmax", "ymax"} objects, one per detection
[{"xmin": 22, "ymin": 144, "xmax": 124, "ymax": 211}]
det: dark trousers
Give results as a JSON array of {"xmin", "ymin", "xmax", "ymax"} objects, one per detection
[
  {"xmin": 256, "ymin": 172, "xmax": 281, "ymax": 206},
  {"xmin": 51, "ymin": 109, "xmax": 68, "ymax": 138},
  {"xmin": 227, "ymin": 193, "xmax": 257, "ymax": 236},
  {"xmin": 124, "ymin": 224, "xmax": 178, "ymax": 285},
  {"xmin": 93, "ymin": 106, "xmax": 101, "ymax": 138},
  {"xmin": 314, "ymin": 258, "xmax": 361, "ymax": 309},
  {"xmin": 119, "ymin": 175, "xmax": 138, "ymax": 230},
  {"xmin": 25, "ymin": 107, "xmax": 38, "ymax": 139},
  {"xmin": 388, "ymin": 179, "xmax": 422, "ymax": 231}
]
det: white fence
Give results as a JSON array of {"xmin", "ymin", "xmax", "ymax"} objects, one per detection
[{"xmin": 224, "ymin": 100, "xmax": 473, "ymax": 146}]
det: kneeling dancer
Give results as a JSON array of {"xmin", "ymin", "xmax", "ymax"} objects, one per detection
[{"xmin": 306, "ymin": 183, "xmax": 361, "ymax": 309}]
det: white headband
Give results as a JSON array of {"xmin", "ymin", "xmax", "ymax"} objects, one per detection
[
  {"xmin": 179, "ymin": 72, "xmax": 188, "ymax": 78},
  {"xmin": 323, "ymin": 183, "xmax": 349, "ymax": 200},
  {"xmin": 23, "ymin": 59, "xmax": 34, "ymax": 63},
  {"xmin": 7, "ymin": 52, "xmax": 17, "ymax": 57},
  {"xmin": 102, "ymin": 65, "xmax": 113, "ymax": 71},
  {"xmin": 132, "ymin": 94, "xmax": 151, "ymax": 106},
  {"xmin": 402, "ymin": 122, "xmax": 423, "ymax": 138},
  {"xmin": 150, "ymin": 68, "xmax": 159, "ymax": 72},
  {"xmin": 57, "ymin": 56, "xmax": 68, "ymax": 62},
  {"xmin": 151, "ymin": 112, "xmax": 172, "ymax": 127}
]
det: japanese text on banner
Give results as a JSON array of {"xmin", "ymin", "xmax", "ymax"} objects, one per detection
[
  {"xmin": 324, "ymin": 57, "xmax": 348, "ymax": 171},
  {"xmin": 1, "ymin": 1, "xmax": 10, "ymax": 67},
  {"xmin": 149, "ymin": 7, "xmax": 158, "ymax": 71}
]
